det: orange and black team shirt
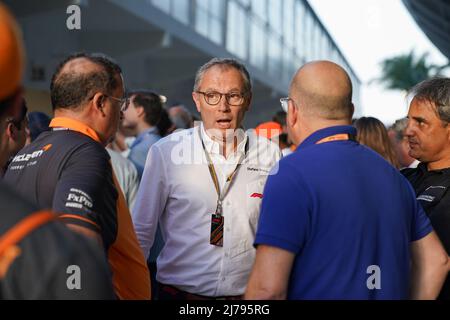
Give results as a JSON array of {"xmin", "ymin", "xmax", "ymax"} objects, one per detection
[
  {"xmin": 0, "ymin": 183, "xmax": 115, "ymax": 299},
  {"xmin": 3, "ymin": 117, "xmax": 151, "ymax": 300}
]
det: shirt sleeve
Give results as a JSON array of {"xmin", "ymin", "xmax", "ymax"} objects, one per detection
[
  {"xmin": 411, "ymin": 190, "xmax": 433, "ymax": 242},
  {"xmin": 128, "ymin": 144, "xmax": 147, "ymax": 179},
  {"xmin": 126, "ymin": 160, "xmax": 139, "ymax": 212},
  {"xmin": 51, "ymin": 143, "xmax": 117, "ymax": 237},
  {"xmin": 132, "ymin": 144, "xmax": 169, "ymax": 259},
  {"xmin": 2, "ymin": 221, "xmax": 115, "ymax": 300},
  {"xmin": 255, "ymin": 161, "xmax": 313, "ymax": 254},
  {"xmin": 401, "ymin": 172, "xmax": 433, "ymax": 242}
]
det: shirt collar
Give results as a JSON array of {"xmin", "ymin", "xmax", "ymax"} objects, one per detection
[
  {"xmin": 407, "ymin": 159, "xmax": 420, "ymax": 169},
  {"xmin": 419, "ymin": 162, "xmax": 450, "ymax": 176},
  {"xmin": 49, "ymin": 117, "xmax": 101, "ymax": 143},
  {"xmin": 134, "ymin": 127, "xmax": 159, "ymax": 144},
  {"xmin": 199, "ymin": 122, "xmax": 248, "ymax": 156},
  {"xmin": 297, "ymin": 125, "xmax": 357, "ymax": 151}
]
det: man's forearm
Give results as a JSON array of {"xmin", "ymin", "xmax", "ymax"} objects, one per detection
[
  {"xmin": 245, "ymin": 282, "xmax": 287, "ymax": 300},
  {"xmin": 410, "ymin": 256, "xmax": 449, "ymax": 299}
]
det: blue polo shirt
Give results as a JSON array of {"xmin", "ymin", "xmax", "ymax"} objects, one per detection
[
  {"xmin": 129, "ymin": 127, "xmax": 161, "ymax": 180},
  {"xmin": 255, "ymin": 125, "xmax": 432, "ymax": 300}
]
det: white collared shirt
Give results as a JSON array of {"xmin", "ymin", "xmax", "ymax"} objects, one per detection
[
  {"xmin": 132, "ymin": 123, "xmax": 281, "ymax": 297},
  {"xmin": 408, "ymin": 159, "xmax": 420, "ymax": 169}
]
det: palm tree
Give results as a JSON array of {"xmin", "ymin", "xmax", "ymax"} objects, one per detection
[{"xmin": 374, "ymin": 50, "xmax": 449, "ymax": 91}]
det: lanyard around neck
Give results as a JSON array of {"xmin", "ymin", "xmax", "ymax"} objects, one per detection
[
  {"xmin": 316, "ymin": 133, "xmax": 355, "ymax": 145},
  {"xmin": 199, "ymin": 127, "xmax": 249, "ymax": 215}
]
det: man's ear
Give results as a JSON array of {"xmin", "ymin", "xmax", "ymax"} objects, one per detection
[
  {"xmin": 6, "ymin": 122, "xmax": 16, "ymax": 140},
  {"xmin": 192, "ymin": 92, "xmax": 201, "ymax": 113},
  {"xmin": 287, "ymin": 102, "xmax": 298, "ymax": 128},
  {"xmin": 349, "ymin": 103, "xmax": 355, "ymax": 120},
  {"xmin": 92, "ymin": 92, "xmax": 106, "ymax": 114},
  {"xmin": 135, "ymin": 105, "xmax": 145, "ymax": 118},
  {"xmin": 445, "ymin": 122, "xmax": 450, "ymax": 142},
  {"xmin": 245, "ymin": 93, "xmax": 252, "ymax": 112}
]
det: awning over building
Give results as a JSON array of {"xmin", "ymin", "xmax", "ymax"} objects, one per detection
[{"xmin": 403, "ymin": 0, "xmax": 450, "ymax": 60}]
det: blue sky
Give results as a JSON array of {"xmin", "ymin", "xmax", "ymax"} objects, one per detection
[{"xmin": 308, "ymin": 0, "xmax": 448, "ymax": 125}]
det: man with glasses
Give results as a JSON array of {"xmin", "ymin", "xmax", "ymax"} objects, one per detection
[
  {"xmin": 4, "ymin": 53, "xmax": 151, "ymax": 300},
  {"xmin": 132, "ymin": 58, "xmax": 281, "ymax": 300},
  {"xmin": 245, "ymin": 61, "xmax": 449, "ymax": 300},
  {"xmin": 0, "ymin": 6, "xmax": 117, "ymax": 299}
]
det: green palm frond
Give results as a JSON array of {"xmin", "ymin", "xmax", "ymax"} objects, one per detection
[{"xmin": 372, "ymin": 50, "xmax": 449, "ymax": 91}]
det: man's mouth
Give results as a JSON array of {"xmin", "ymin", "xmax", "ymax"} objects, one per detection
[{"xmin": 216, "ymin": 119, "xmax": 232, "ymax": 129}]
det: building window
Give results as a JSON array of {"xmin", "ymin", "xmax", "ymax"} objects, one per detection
[
  {"xmin": 227, "ymin": 0, "xmax": 248, "ymax": 59},
  {"xmin": 172, "ymin": 0, "xmax": 189, "ymax": 25},
  {"xmin": 268, "ymin": 32, "xmax": 282, "ymax": 78},
  {"xmin": 196, "ymin": 0, "xmax": 225, "ymax": 45},
  {"xmin": 250, "ymin": 19, "xmax": 266, "ymax": 69}
]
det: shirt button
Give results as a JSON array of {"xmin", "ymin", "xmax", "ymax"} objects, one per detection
[
  {"xmin": 226, "ymin": 227, "xmax": 231, "ymax": 232},
  {"xmin": 222, "ymin": 277, "xmax": 226, "ymax": 281},
  {"xmin": 225, "ymin": 253, "xmax": 229, "ymax": 258}
]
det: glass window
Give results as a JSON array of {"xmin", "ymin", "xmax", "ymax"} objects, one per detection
[
  {"xmin": 310, "ymin": 21, "xmax": 319, "ymax": 60},
  {"xmin": 250, "ymin": 19, "xmax": 266, "ymax": 69},
  {"xmin": 304, "ymin": 11, "xmax": 313, "ymax": 62},
  {"xmin": 172, "ymin": 0, "xmax": 190, "ymax": 25},
  {"xmin": 268, "ymin": 0, "xmax": 282, "ymax": 34},
  {"xmin": 317, "ymin": 25, "xmax": 325, "ymax": 60},
  {"xmin": 315, "ymin": 26, "xmax": 323, "ymax": 60},
  {"xmin": 210, "ymin": 0, "xmax": 225, "ymax": 18},
  {"xmin": 282, "ymin": 48, "xmax": 293, "ymax": 84},
  {"xmin": 295, "ymin": 0, "xmax": 306, "ymax": 60},
  {"xmin": 210, "ymin": 19, "xmax": 222, "ymax": 45},
  {"xmin": 227, "ymin": 1, "xmax": 248, "ymax": 59},
  {"xmin": 251, "ymin": 0, "xmax": 267, "ymax": 22},
  {"xmin": 195, "ymin": 5, "xmax": 209, "ymax": 38},
  {"xmin": 151, "ymin": 0, "xmax": 170, "ymax": 13},
  {"xmin": 321, "ymin": 32, "xmax": 330, "ymax": 59},
  {"xmin": 195, "ymin": 0, "xmax": 225, "ymax": 45},
  {"xmin": 268, "ymin": 32, "xmax": 282, "ymax": 78},
  {"xmin": 197, "ymin": 0, "xmax": 209, "ymax": 10},
  {"xmin": 283, "ymin": 0, "xmax": 295, "ymax": 47},
  {"xmin": 237, "ymin": 0, "xmax": 251, "ymax": 6}
]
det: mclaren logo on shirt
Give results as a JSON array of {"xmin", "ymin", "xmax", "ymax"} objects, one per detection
[{"xmin": 11, "ymin": 144, "xmax": 52, "ymax": 163}]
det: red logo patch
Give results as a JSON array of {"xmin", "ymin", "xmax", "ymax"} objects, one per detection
[{"xmin": 250, "ymin": 193, "xmax": 263, "ymax": 199}]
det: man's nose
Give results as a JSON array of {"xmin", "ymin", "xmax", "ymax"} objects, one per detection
[
  {"xmin": 217, "ymin": 95, "xmax": 231, "ymax": 112},
  {"xmin": 404, "ymin": 122, "xmax": 414, "ymax": 137}
]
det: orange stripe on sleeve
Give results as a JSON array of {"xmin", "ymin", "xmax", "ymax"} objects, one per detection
[
  {"xmin": 58, "ymin": 214, "xmax": 101, "ymax": 230},
  {"xmin": 0, "ymin": 211, "xmax": 54, "ymax": 255}
]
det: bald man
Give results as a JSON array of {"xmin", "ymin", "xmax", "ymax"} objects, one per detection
[
  {"xmin": 4, "ymin": 53, "xmax": 151, "ymax": 300},
  {"xmin": 245, "ymin": 61, "xmax": 449, "ymax": 300}
]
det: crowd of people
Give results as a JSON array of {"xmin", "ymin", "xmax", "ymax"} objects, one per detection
[{"xmin": 1, "ymin": 3, "xmax": 450, "ymax": 300}]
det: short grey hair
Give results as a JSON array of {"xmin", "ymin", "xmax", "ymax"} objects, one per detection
[
  {"xmin": 193, "ymin": 58, "xmax": 252, "ymax": 94},
  {"xmin": 389, "ymin": 118, "xmax": 408, "ymax": 141},
  {"xmin": 409, "ymin": 77, "xmax": 450, "ymax": 123}
]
